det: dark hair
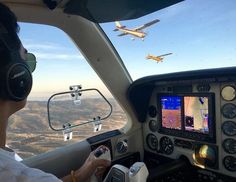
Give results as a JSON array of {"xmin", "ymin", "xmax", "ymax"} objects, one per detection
[{"xmin": 0, "ymin": 3, "xmax": 21, "ymax": 66}]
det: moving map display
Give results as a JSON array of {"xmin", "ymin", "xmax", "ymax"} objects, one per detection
[{"xmin": 184, "ymin": 96, "xmax": 209, "ymax": 133}]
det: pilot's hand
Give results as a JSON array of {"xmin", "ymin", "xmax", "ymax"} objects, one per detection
[{"xmin": 75, "ymin": 145, "xmax": 111, "ymax": 182}]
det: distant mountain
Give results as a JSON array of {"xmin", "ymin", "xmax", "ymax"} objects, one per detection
[
  {"xmin": 7, "ymin": 98, "xmax": 127, "ymax": 158},
  {"xmin": 8, "ymin": 98, "xmax": 127, "ymax": 132}
]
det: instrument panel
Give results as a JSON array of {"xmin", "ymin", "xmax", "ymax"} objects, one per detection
[
  {"xmin": 128, "ymin": 67, "xmax": 236, "ymax": 179},
  {"xmin": 143, "ymin": 82, "xmax": 236, "ymax": 178}
]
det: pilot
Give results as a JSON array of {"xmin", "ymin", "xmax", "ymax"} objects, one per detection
[{"xmin": 0, "ymin": 3, "xmax": 110, "ymax": 182}]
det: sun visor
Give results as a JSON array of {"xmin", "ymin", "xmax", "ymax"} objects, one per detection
[{"xmin": 64, "ymin": 0, "xmax": 184, "ymax": 23}]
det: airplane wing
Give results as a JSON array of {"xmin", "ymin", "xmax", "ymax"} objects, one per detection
[
  {"xmin": 117, "ymin": 33, "xmax": 127, "ymax": 36},
  {"xmin": 158, "ymin": 53, "xmax": 173, "ymax": 57},
  {"xmin": 133, "ymin": 19, "xmax": 160, "ymax": 31}
]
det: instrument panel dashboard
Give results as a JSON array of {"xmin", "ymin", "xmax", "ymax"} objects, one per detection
[{"xmin": 128, "ymin": 67, "xmax": 236, "ymax": 178}]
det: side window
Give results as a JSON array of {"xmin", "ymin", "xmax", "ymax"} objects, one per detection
[{"xmin": 7, "ymin": 23, "xmax": 127, "ymax": 159}]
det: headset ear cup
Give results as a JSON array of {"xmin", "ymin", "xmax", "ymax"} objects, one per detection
[{"xmin": 6, "ymin": 63, "xmax": 32, "ymax": 101}]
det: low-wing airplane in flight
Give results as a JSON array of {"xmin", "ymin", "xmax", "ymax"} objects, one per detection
[
  {"xmin": 113, "ymin": 19, "xmax": 160, "ymax": 40},
  {"xmin": 146, "ymin": 53, "xmax": 173, "ymax": 63}
]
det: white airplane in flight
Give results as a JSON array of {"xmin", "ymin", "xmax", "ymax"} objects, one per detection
[{"xmin": 114, "ymin": 19, "xmax": 160, "ymax": 40}]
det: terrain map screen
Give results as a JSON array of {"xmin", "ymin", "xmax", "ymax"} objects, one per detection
[{"xmin": 184, "ymin": 96, "xmax": 209, "ymax": 134}]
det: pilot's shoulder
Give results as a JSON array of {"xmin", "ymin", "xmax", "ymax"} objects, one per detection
[{"xmin": 0, "ymin": 148, "xmax": 61, "ymax": 181}]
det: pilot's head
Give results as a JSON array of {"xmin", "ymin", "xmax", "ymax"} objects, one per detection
[{"xmin": 0, "ymin": 3, "xmax": 35, "ymax": 115}]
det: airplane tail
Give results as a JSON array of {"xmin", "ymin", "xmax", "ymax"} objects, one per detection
[
  {"xmin": 146, "ymin": 54, "xmax": 150, "ymax": 59},
  {"xmin": 113, "ymin": 21, "xmax": 126, "ymax": 31}
]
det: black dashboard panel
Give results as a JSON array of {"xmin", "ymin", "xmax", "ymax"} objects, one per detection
[
  {"xmin": 128, "ymin": 67, "xmax": 236, "ymax": 179},
  {"xmin": 128, "ymin": 67, "xmax": 236, "ymax": 123},
  {"xmin": 87, "ymin": 129, "xmax": 121, "ymax": 144},
  {"xmin": 64, "ymin": 0, "xmax": 183, "ymax": 23}
]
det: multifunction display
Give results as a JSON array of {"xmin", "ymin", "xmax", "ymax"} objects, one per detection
[
  {"xmin": 161, "ymin": 96, "xmax": 209, "ymax": 134},
  {"xmin": 158, "ymin": 93, "xmax": 215, "ymax": 143}
]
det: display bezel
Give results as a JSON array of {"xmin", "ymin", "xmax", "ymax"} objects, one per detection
[{"xmin": 157, "ymin": 93, "xmax": 215, "ymax": 143}]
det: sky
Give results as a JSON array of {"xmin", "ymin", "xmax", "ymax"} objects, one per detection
[
  {"xmin": 18, "ymin": 0, "xmax": 236, "ymax": 100},
  {"xmin": 19, "ymin": 23, "xmax": 109, "ymax": 99},
  {"xmin": 102, "ymin": 0, "xmax": 236, "ymax": 79}
]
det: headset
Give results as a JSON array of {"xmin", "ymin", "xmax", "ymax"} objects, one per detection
[{"xmin": 0, "ymin": 23, "xmax": 32, "ymax": 101}]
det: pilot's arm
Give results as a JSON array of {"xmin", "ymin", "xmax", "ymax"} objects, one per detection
[{"xmin": 61, "ymin": 146, "xmax": 111, "ymax": 182}]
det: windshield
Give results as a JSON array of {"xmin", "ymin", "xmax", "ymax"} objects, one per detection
[{"xmin": 100, "ymin": 0, "xmax": 236, "ymax": 81}]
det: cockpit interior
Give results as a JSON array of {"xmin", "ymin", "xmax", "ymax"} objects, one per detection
[
  {"xmin": 128, "ymin": 67, "xmax": 236, "ymax": 181},
  {"xmin": 1, "ymin": 0, "xmax": 236, "ymax": 182}
]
